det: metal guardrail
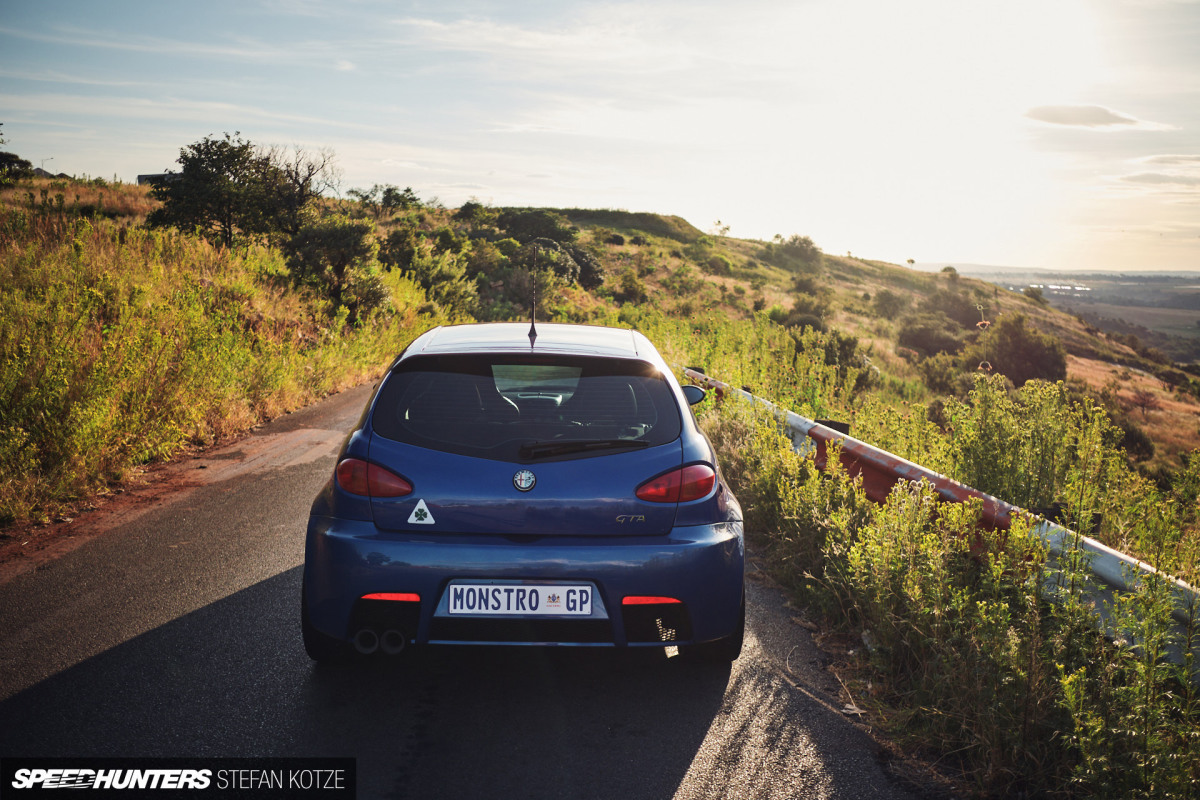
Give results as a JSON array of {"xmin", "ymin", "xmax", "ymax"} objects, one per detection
[{"xmin": 683, "ymin": 368, "xmax": 1199, "ymax": 677}]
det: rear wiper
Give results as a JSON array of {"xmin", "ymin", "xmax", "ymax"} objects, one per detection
[{"xmin": 519, "ymin": 439, "xmax": 650, "ymax": 460}]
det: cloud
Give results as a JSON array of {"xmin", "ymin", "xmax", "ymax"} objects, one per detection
[
  {"xmin": 1121, "ymin": 173, "xmax": 1200, "ymax": 187},
  {"xmin": 0, "ymin": 92, "xmax": 379, "ymax": 132},
  {"xmin": 0, "ymin": 23, "xmax": 318, "ymax": 65},
  {"xmin": 1024, "ymin": 104, "xmax": 1172, "ymax": 130},
  {"xmin": 1139, "ymin": 154, "xmax": 1200, "ymax": 166},
  {"xmin": 1122, "ymin": 154, "xmax": 1200, "ymax": 192},
  {"xmin": 391, "ymin": 15, "xmax": 695, "ymax": 80},
  {"xmin": 334, "ymin": 59, "xmax": 356, "ymax": 71},
  {"xmin": 381, "ymin": 159, "xmax": 425, "ymax": 170},
  {"xmin": 0, "ymin": 68, "xmax": 147, "ymax": 88}
]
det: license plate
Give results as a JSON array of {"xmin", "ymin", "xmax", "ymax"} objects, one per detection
[{"xmin": 447, "ymin": 584, "xmax": 593, "ymax": 616}]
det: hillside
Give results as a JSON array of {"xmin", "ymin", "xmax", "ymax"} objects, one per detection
[
  {"xmin": 528, "ymin": 205, "xmax": 1196, "ymax": 474},
  {"xmin": 5, "ymin": 174, "xmax": 1194, "ymax": 482}
]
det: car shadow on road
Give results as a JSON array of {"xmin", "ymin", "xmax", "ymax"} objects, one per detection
[
  {"xmin": 1, "ymin": 566, "xmax": 918, "ymax": 799},
  {"xmin": 0, "ymin": 567, "xmax": 732, "ymax": 799}
]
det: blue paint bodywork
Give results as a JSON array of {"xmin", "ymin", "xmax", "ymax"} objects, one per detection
[{"xmin": 302, "ymin": 323, "xmax": 744, "ymax": 651}]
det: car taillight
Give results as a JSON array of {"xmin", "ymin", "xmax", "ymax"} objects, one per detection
[
  {"xmin": 622, "ymin": 596, "xmax": 683, "ymax": 605},
  {"xmin": 361, "ymin": 593, "xmax": 421, "ymax": 602},
  {"xmin": 336, "ymin": 458, "xmax": 413, "ymax": 498},
  {"xmin": 635, "ymin": 464, "xmax": 716, "ymax": 503}
]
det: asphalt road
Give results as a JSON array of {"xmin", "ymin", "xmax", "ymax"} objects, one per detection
[{"xmin": 0, "ymin": 385, "xmax": 927, "ymax": 799}]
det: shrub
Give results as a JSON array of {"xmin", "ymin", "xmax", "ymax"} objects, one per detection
[
  {"xmin": 784, "ymin": 293, "xmax": 828, "ymax": 327},
  {"xmin": 568, "ymin": 245, "xmax": 605, "ymax": 290},
  {"xmin": 962, "ymin": 314, "xmax": 1066, "ymax": 386},
  {"xmin": 378, "ymin": 224, "xmax": 419, "ymax": 270},
  {"xmin": 917, "ymin": 289, "xmax": 980, "ymax": 329},
  {"xmin": 405, "ymin": 250, "xmax": 478, "ymax": 320},
  {"xmin": 498, "ymin": 208, "xmax": 578, "ymax": 244},
  {"xmin": 871, "ymin": 289, "xmax": 908, "ymax": 318},
  {"xmin": 897, "ymin": 313, "xmax": 962, "ymax": 356},
  {"xmin": 286, "ymin": 214, "xmax": 388, "ymax": 322},
  {"xmin": 617, "ymin": 268, "xmax": 647, "ymax": 303},
  {"xmin": 917, "ymin": 352, "xmax": 960, "ymax": 395},
  {"xmin": 705, "ymin": 254, "xmax": 733, "ymax": 275},
  {"xmin": 512, "ymin": 238, "xmax": 580, "ymax": 284}
]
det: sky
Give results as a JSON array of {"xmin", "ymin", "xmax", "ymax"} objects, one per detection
[{"xmin": 2, "ymin": 0, "xmax": 1199, "ymax": 271}]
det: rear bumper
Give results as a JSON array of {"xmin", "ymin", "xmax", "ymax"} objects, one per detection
[{"xmin": 303, "ymin": 517, "xmax": 744, "ymax": 648}]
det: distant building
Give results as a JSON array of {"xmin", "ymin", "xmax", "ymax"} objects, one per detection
[{"xmin": 137, "ymin": 173, "xmax": 178, "ymax": 186}]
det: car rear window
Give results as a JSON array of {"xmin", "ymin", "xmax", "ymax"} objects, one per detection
[{"xmin": 371, "ymin": 354, "xmax": 682, "ymax": 460}]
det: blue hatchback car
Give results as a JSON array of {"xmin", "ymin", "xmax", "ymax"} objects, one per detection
[{"xmin": 301, "ymin": 322, "xmax": 744, "ymax": 661}]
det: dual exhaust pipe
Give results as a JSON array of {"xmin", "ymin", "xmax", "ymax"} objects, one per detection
[{"xmin": 353, "ymin": 628, "xmax": 408, "ymax": 656}]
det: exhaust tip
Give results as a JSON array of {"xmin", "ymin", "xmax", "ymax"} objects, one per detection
[
  {"xmin": 353, "ymin": 628, "xmax": 380, "ymax": 655},
  {"xmin": 380, "ymin": 629, "xmax": 407, "ymax": 656}
]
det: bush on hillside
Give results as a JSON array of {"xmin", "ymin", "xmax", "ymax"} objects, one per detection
[
  {"xmin": 569, "ymin": 245, "xmax": 605, "ymax": 290},
  {"xmin": 498, "ymin": 209, "xmax": 578, "ymax": 244},
  {"xmin": 898, "ymin": 313, "xmax": 963, "ymax": 356},
  {"xmin": 917, "ymin": 352, "xmax": 961, "ymax": 395},
  {"xmin": 917, "ymin": 289, "xmax": 981, "ymax": 329},
  {"xmin": 871, "ymin": 289, "xmax": 908, "ymax": 318},
  {"xmin": 405, "ymin": 250, "xmax": 478, "ymax": 320},
  {"xmin": 757, "ymin": 234, "xmax": 823, "ymax": 273},
  {"xmin": 286, "ymin": 214, "xmax": 389, "ymax": 323},
  {"xmin": 512, "ymin": 238, "xmax": 579, "ymax": 284},
  {"xmin": 705, "ymin": 254, "xmax": 733, "ymax": 276},
  {"xmin": 963, "ymin": 314, "xmax": 1066, "ymax": 386}
]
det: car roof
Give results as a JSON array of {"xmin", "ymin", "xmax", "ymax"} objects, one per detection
[{"xmin": 403, "ymin": 323, "xmax": 657, "ymax": 360}]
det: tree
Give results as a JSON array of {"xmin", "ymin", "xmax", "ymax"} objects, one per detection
[
  {"xmin": 568, "ymin": 245, "xmax": 605, "ymax": 290},
  {"xmin": 0, "ymin": 123, "xmax": 33, "ymax": 187},
  {"xmin": 348, "ymin": 184, "xmax": 419, "ymax": 219},
  {"xmin": 757, "ymin": 233, "xmax": 822, "ymax": 273},
  {"xmin": 148, "ymin": 133, "xmax": 338, "ymax": 246},
  {"xmin": 1128, "ymin": 388, "xmax": 1163, "ymax": 419},
  {"xmin": 148, "ymin": 133, "xmax": 276, "ymax": 247},
  {"xmin": 454, "ymin": 200, "xmax": 496, "ymax": 229},
  {"xmin": 262, "ymin": 144, "xmax": 340, "ymax": 236},
  {"xmin": 1023, "ymin": 286, "xmax": 1048, "ymax": 305},
  {"xmin": 0, "ymin": 151, "xmax": 33, "ymax": 187}
]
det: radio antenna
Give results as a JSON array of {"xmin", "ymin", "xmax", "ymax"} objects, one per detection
[{"xmin": 528, "ymin": 282, "xmax": 538, "ymax": 347}]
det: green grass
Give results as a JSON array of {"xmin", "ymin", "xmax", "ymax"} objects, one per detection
[
  {"xmin": 0, "ymin": 207, "xmax": 444, "ymax": 525},
  {"xmin": 695, "ymin": 381, "xmax": 1199, "ymax": 798}
]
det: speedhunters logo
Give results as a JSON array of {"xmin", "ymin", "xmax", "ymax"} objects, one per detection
[
  {"xmin": 2, "ymin": 759, "xmax": 354, "ymax": 797},
  {"xmin": 11, "ymin": 768, "xmax": 211, "ymax": 790}
]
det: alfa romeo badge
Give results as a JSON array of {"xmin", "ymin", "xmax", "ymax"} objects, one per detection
[{"xmin": 513, "ymin": 469, "xmax": 536, "ymax": 492}]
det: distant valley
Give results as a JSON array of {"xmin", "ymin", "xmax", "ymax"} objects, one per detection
[{"xmin": 918, "ymin": 264, "xmax": 1200, "ymax": 364}]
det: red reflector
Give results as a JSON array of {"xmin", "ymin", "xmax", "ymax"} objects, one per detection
[
  {"xmin": 622, "ymin": 596, "xmax": 683, "ymax": 605},
  {"xmin": 361, "ymin": 593, "xmax": 421, "ymax": 602},
  {"xmin": 335, "ymin": 459, "xmax": 413, "ymax": 498},
  {"xmin": 635, "ymin": 464, "xmax": 716, "ymax": 503}
]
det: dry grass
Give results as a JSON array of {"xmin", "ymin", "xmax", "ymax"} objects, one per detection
[
  {"xmin": 1068, "ymin": 354, "xmax": 1200, "ymax": 464},
  {"xmin": 1, "ymin": 178, "xmax": 159, "ymax": 222}
]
